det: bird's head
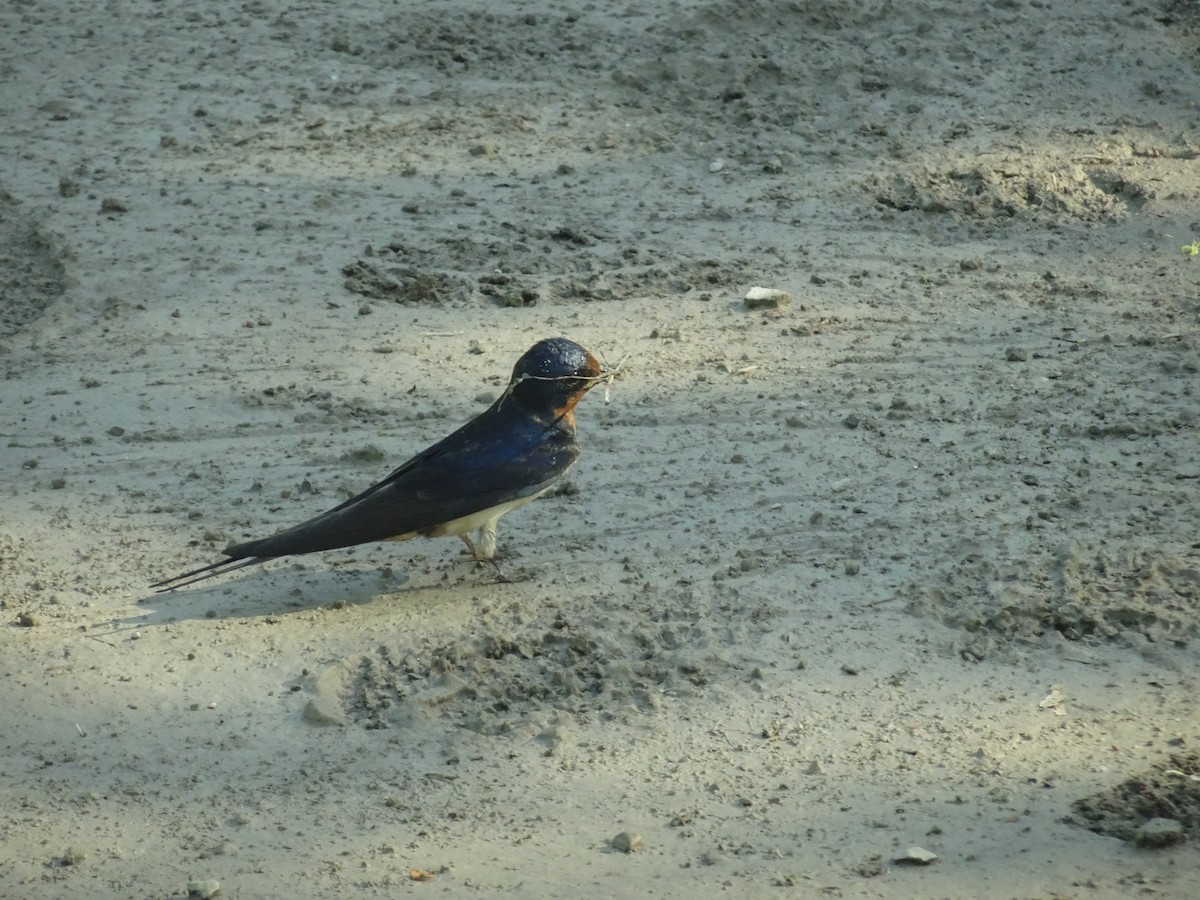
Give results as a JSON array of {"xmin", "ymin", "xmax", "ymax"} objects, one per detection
[{"xmin": 507, "ymin": 338, "xmax": 605, "ymax": 423}]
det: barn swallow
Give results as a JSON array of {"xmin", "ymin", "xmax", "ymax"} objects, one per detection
[{"xmin": 151, "ymin": 338, "xmax": 607, "ymax": 591}]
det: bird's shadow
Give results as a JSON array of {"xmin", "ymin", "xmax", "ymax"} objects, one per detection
[{"xmin": 111, "ymin": 559, "xmax": 511, "ymax": 630}]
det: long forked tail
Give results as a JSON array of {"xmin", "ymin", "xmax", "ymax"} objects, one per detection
[{"xmin": 150, "ymin": 556, "xmax": 267, "ymax": 592}]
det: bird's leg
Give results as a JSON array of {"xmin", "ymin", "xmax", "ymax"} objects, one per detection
[
  {"xmin": 477, "ymin": 522, "xmax": 516, "ymax": 582},
  {"xmin": 477, "ymin": 520, "xmax": 499, "ymax": 560},
  {"xmin": 458, "ymin": 534, "xmax": 512, "ymax": 583},
  {"xmin": 484, "ymin": 557, "xmax": 511, "ymax": 582},
  {"xmin": 459, "ymin": 533, "xmax": 477, "ymax": 558}
]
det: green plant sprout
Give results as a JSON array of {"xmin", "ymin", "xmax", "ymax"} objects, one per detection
[{"xmin": 1183, "ymin": 240, "xmax": 1200, "ymax": 257}]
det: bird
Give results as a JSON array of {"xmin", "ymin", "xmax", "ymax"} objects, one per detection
[{"xmin": 150, "ymin": 337, "xmax": 608, "ymax": 591}]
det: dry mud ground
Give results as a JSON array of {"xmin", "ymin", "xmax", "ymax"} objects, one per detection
[{"xmin": 2, "ymin": 1, "xmax": 1200, "ymax": 897}]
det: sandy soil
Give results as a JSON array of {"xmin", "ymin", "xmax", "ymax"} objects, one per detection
[{"xmin": 3, "ymin": 1, "xmax": 1200, "ymax": 897}]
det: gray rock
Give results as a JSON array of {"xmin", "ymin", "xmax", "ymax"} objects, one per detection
[
  {"xmin": 302, "ymin": 697, "xmax": 346, "ymax": 727},
  {"xmin": 744, "ymin": 286, "xmax": 791, "ymax": 310},
  {"xmin": 895, "ymin": 846, "xmax": 937, "ymax": 865},
  {"xmin": 187, "ymin": 880, "xmax": 221, "ymax": 899},
  {"xmin": 610, "ymin": 831, "xmax": 643, "ymax": 853},
  {"xmin": 1135, "ymin": 817, "xmax": 1184, "ymax": 848}
]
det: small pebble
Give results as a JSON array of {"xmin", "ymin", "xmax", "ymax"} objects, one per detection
[
  {"xmin": 302, "ymin": 697, "xmax": 346, "ymax": 727},
  {"xmin": 1136, "ymin": 817, "xmax": 1184, "ymax": 848},
  {"xmin": 187, "ymin": 879, "xmax": 221, "ymax": 899},
  {"xmin": 610, "ymin": 831, "xmax": 643, "ymax": 853},
  {"xmin": 895, "ymin": 846, "xmax": 937, "ymax": 865},
  {"xmin": 744, "ymin": 286, "xmax": 791, "ymax": 310}
]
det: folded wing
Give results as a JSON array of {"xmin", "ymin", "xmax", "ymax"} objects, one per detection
[{"xmin": 238, "ymin": 411, "xmax": 577, "ymax": 558}]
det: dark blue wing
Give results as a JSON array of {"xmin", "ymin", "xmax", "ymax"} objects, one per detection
[{"xmin": 231, "ymin": 404, "xmax": 578, "ymax": 558}]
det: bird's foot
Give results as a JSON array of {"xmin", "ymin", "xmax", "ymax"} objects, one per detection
[
  {"xmin": 460, "ymin": 535, "xmax": 519, "ymax": 583},
  {"xmin": 484, "ymin": 557, "xmax": 516, "ymax": 584}
]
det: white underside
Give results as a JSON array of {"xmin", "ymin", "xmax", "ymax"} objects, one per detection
[{"xmin": 387, "ymin": 485, "xmax": 555, "ymax": 559}]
